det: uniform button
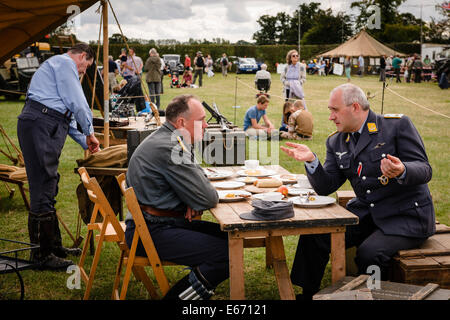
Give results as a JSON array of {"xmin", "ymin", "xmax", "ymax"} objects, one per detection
[
  {"xmin": 366, "ymin": 190, "xmax": 371, "ymax": 194},
  {"xmin": 370, "ymin": 203, "xmax": 374, "ymax": 207},
  {"xmin": 382, "ymin": 153, "xmax": 386, "ymax": 158},
  {"xmin": 362, "ymin": 176, "xmax": 366, "ymax": 180},
  {"xmin": 415, "ymin": 202, "xmax": 418, "ymax": 207},
  {"xmin": 340, "ymin": 165, "xmax": 343, "ymax": 169}
]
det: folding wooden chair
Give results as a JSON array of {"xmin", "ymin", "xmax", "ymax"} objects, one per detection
[
  {"xmin": 77, "ymin": 167, "xmax": 130, "ymax": 299},
  {"xmin": 113, "ymin": 173, "xmax": 177, "ymax": 300}
]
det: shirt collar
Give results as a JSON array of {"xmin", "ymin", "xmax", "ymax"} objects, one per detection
[{"xmin": 355, "ymin": 112, "xmax": 369, "ymax": 134}]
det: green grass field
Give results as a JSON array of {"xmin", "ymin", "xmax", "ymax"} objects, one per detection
[{"xmin": 0, "ymin": 71, "xmax": 448, "ymax": 300}]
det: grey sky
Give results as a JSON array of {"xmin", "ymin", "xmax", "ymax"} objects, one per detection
[{"xmin": 73, "ymin": 0, "xmax": 443, "ymax": 43}]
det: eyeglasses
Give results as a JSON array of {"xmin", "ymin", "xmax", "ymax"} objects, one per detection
[{"xmin": 292, "ymin": 54, "xmax": 299, "ymax": 57}]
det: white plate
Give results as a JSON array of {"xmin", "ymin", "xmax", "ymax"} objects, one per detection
[
  {"xmin": 235, "ymin": 176, "xmax": 258, "ymax": 184},
  {"xmin": 214, "ymin": 181, "xmax": 245, "ymax": 189},
  {"xmin": 271, "ymin": 174, "xmax": 298, "ymax": 184},
  {"xmin": 236, "ymin": 169, "xmax": 277, "ymax": 177},
  {"xmin": 291, "ymin": 195, "xmax": 336, "ymax": 208},
  {"xmin": 218, "ymin": 190, "xmax": 252, "ymax": 202},
  {"xmin": 204, "ymin": 169, "xmax": 234, "ymax": 181},
  {"xmin": 287, "ymin": 188, "xmax": 315, "ymax": 196}
]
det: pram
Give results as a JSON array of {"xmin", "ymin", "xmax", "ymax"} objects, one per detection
[{"xmin": 112, "ymin": 76, "xmax": 146, "ymax": 117}]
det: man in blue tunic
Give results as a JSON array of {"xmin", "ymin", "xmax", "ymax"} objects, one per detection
[
  {"xmin": 281, "ymin": 83, "xmax": 435, "ymax": 300},
  {"xmin": 17, "ymin": 43, "xmax": 100, "ymax": 270}
]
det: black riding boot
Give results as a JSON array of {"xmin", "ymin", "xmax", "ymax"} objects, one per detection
[
  {"xmin": 28, "ymin": 211, "xmax": 74, "ymax": 270},
  {"xmin": 51, "ymin": 213, "xmax": 81, "ymax": 258}
]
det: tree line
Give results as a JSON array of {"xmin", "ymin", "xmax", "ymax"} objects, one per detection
[{"xmin": 252, "ymin": 0, "xmax": 450, "ymax": 45}]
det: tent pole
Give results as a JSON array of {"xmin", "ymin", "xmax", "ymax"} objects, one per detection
[
  {"xmin": 381, "ymin": 81, "xmax": 385, "ymax": 115},
  {"xmin": 102, "ymin": 0, "xmax": 109, "ymax": 148}
]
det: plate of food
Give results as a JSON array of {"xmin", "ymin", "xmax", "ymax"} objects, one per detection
[
  {"xmin": 287, "ymin": 187, "xmax": 315, "ymax": 196},
  {"xmin": 204, "ymin": 169, "xmax": 234, "ymax": 181},
  {"xmin": 218, "ymin": 190, "xmax": 252, "ymax": 202},
  {"xmin": 291, "ymin": 195, "xmax": 336, "ymax": 208},
  {"xmin": 271, "ymin": 174, "xmax": 298, "ymax": 184},
  {"xmin": 235, "ymin": 176, "xmax": 258, "ymax": 184},
  {"xmin": 214, "ymin": 181, "xmax": 245, "ymax": 189},
  {"xmin": 236, "ymin": 169, "xmax": 277, "ymax": 177}
]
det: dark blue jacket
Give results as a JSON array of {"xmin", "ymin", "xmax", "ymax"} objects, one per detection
[{"xmin": 307, "ymin": 110, "xmax": 435, "ymax": 238}]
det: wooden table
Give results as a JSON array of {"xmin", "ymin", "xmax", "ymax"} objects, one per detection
[
  {"xmin": 93, "ymin": 116, "xmax": 165, "ymax": 146},
  {"xmin": 209, "ymin": 165, "xmax": 359, "ymax": 300},
  {"xmin": 76, "ymin": 165, "xmax": 359, "ymax": 300}
]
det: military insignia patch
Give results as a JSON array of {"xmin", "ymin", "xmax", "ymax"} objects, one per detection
[
  {"xmin": 177, "ymin": 136, "xmax": 188, "ymax": 152},
  {"xmin": 367, "ymin": 122, "xmax": 377, "ymax": 132},
  {"xmin": 328, "ymin": 130, "xmax": 338, "ymax": 138}
]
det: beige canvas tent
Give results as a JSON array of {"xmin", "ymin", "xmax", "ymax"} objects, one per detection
[
  {"xmin": 318, "ymin": 30, "xmax": 406, "ymax": 58},
  {"xmin": 0, "ymin": 0, "xmax": 99, "ymax": 65}
]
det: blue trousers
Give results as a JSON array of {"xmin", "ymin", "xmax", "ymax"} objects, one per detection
[
  {"xmin": 290, "ymin": 213, "xmax": 427, "ymax": 293},
  {"xmin": 17, "ymin": 100, "xmax": 70, "ymax": 213},
  {"xmin": 125, "ymin": 218, "xmax": 229, "ymax": 288}
]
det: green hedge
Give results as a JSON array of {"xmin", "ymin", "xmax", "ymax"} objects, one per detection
[{"xmin": 91, "ymin": 42, "xmax": 421, "ymax": 72}]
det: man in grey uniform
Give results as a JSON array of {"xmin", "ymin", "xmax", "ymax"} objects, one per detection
[
  {"xmin": 281, "ymin": 83, "xmax": 435, "ymax": 300},
  {"xmin": 125, "ymin": 94, "xmax": 229, "ymax": 300}
]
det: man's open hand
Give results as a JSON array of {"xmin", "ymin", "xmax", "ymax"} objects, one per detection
[{"xmin": 280, "ymin": 142, "xmax": 316, "ymax": 162}]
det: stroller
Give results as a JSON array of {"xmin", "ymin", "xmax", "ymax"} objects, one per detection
[{"xmin": 112, "ymin": 76, "xmax": 146, "ymax": 117}]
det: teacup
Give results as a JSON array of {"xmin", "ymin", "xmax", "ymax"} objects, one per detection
[
  {"xmin": 262, "ymin": 192, "xmax": 283, "ymax": 201},
  {"xmin": 245, "ymin": 159, "xmax": 259, "ymax": 170}
]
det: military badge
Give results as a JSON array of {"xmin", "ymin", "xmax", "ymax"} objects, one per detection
[
  {"xmin": 336, "ymin": 151, "xmax": 347, "ymax": 160},
  {"xmin": 378, "ymin": 175, "xmax": 389, "ymax": 186},
  {"xmin": 373, "ymin": 142, "xmax": 386, "ymax": 149},
  {"xmin": 367, "ymin": 122, "xmax": 377, "ymax": 133}
]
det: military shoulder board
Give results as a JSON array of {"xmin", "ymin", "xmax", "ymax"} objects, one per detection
[
  {"xmin": 328, "ymin": 130, "xmax": 338, "ymax": 138},
  {"xmin": 384, "ymin": 114, "xmax": 404, "ymax": 119}
]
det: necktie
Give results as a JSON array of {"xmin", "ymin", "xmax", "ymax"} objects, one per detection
[{"xmin": 353, "ymin": 132, "xmax": 360, "ymax": 144}]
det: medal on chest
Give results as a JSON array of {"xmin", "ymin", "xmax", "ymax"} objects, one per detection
[{"xmin": 378, "ymin": 175, "xmax": 389, "ymax": 185}]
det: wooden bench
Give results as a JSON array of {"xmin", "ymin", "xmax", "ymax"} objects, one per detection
[{"xmin": 336, "ymin": 190, "xmax": 450, "ymax": 289}]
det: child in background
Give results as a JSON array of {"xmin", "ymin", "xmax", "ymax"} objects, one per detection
[
  {"xmin": 181, "ymin": 69, "xmax": 193, "ymax": 87},
  {"xmin": 279, "ymin": 101, "xmax": 293, "ymax": 132},
  {"xmin": 280, "ymin": 99, "xmax": 313, "ymax": 141}
]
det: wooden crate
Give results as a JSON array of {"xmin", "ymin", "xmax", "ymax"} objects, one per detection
[
  {"xmin": 314, "ymin": 275, "xmax": 450, "ymax": 300},
  {"xmin": 391, "ymin": 223, "xmax": 450, "ymax": 289}
]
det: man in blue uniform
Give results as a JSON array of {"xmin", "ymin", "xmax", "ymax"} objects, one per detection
[
  {"xmin": 125, "ymin": 94, "xmax": 229, "ymax": 300},
  {"xmin": 17, "ymin": 43, "xmax": 100, "ymax": 270},
  {"xmin": 281, "ymin": 83, "xmax": 435, "ymax": 300}
]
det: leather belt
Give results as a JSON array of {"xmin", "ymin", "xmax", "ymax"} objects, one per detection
[{"xmin": 140, "ymin": 204, "xmax": 184, "ymax": 218}]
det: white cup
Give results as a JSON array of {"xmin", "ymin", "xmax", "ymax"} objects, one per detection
[
  {"xmin": 262, "ymin": 192, "xmax": 283, "ymax": 201},
  {"xmin": 296, "ymin": 175, "xmax": 311, "ymax": 188},
  {"xmin": 245, "ymin": 159, "xmax": 259, "ymax": 170}
]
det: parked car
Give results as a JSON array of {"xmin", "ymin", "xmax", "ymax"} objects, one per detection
[
  {"xmin": 236, "ymin": 57, "xmax": 259, "ymax": 74},
  {"xmin": 162, "ymin": 54, "xmax": 184, "ymax": 75}
]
